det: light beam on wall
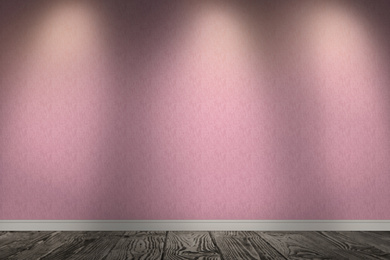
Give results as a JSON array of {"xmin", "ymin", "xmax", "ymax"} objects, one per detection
[
  {"xmin": 1, "ymin": 0, "xmax": 390, "ymax": 220},
  {"xmin": 0, "ymin": 1, "xmax": 114, "ymax": 218},
  {"xmin": 305, "ymin": 1, "xmax": 390, "ymax": 216},
  {"xmin": 144, "ymin": 1, "xmax": 273, "ymax": 219}
]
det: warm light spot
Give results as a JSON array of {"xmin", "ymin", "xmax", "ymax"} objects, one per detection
[
  {"xmin": 307, "ymin": 2, "xmax": 373, "ymax": 74},
  {"xmin": 304, "ymin": 1, "xmax": 381, "ymax": 119},
  {"xmin": 189, "ymin": 2, "xmax": 253, "ymax": 69},
  {"xmin": 305, "ymin": 1, "xmax": 390, "ymax": 193},
  {"xmin": 5, "ymin": 1, "xmax": 111, "ymax": 184},
  {"xmin": 28, "ymin": 1, "xmax": 102, "ymax": 66}
]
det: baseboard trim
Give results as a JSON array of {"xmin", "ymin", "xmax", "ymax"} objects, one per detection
[{"xmin": 1, "ymin": 220, "xmax": 389, "ymax": 231}]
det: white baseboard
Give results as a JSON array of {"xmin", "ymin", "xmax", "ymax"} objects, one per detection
[{"xmin": 0, "ymin": 220, "xmax": 389, "ymax": 231}]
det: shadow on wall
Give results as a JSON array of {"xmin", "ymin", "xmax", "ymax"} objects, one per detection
[
  {"xmin": 90, "ymin": 0, "xmax": 198, "ymax": 219},
  {"xmin": 1, "ymin": 0, "xmax": 390, "ymax": 220},
  {"xmin": 244, "ymin": 1, "xmax": 333, "ymax": 219}
]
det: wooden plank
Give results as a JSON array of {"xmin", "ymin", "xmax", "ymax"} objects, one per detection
[
  {"xmin": 0, "ymin": 231, "xmax": 54, "ymax": 259},
  {"xmin": 65, "ymin": 231, "xmax": 124, "ymax": 260},
  {"xmin": 41, "ymin": 232, "xmax": 113, "ymax": 260},
  {"xmin": 210, "ymin": 231, "xmax": 286, "ymax": 260},
  {"xmin": 245, "ymin": 232, "xmax": 287, "ymax": 260},
  {"xmin": 212, "ymin": 231, "xmax": 261, "ymax": 260},
  {"xmin": 317, "ymin": 231, "xmax": 390, "ymax": 260},
  {"xmin": 370, "ymin": 231, "xmax": 390, "ymax": 237},
  {"xmin": 334, "ymin": 232, "xmax": 390, "ymax": 254},
  {"xmin": 104, "ymin": 231, "xmax": 165, "ymax": 260},
  {"xmin": 0, "ymin": 232, "xmax": 22, "ymax": 247},
  {"xmin": 1, "ymin": 231, "xmax": 388, "ymax": 259},
  {"xmin": 164, "ymin": 231, "xmax": 221, "ymax": 260},
  {"xmin": 256, "ymin": 231, "xmax": 346, "ymax": 259},
  {"xmin": 7, "ymin": 232, "xmax": 82, "ymax": 259},
  {"xmin": 364, "ymin": 231, "xmax": 390, "ymax": 242},
  {"xmin": 0, "ymin": 231, "xmax": 52, "ymax": 247}
]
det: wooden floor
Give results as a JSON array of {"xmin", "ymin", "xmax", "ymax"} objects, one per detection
[{"xmin": 0, "ymin": 231, "xmax": 389, "ymax": 259}]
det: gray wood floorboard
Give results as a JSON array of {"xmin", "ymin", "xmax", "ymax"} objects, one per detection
[
  {"xmin": 211, "ymin": 231, "xmax": 287, "ymax": 260},
  {"xmin": 0, "ymin": 231, "xmax": 388, "ymax": 259},
  {"xmin": 67, "ymin": 231, "xmax": 124, "ymax": 260},
  {"xmin": 244, "ymin": 231, "xmax": 286, "ymax": 260},
  {"xmin": 363, "ymin": 231, "xmax": 390, "ymax": 244},
  {"xmin": 0, "ymin": 232, "xmax": 24, "ymax": 247},
  {"xmin": 336, "ymin": 231, "xmax": 390, "ymax": 254},
  {"xmin": 256, "ymin": 231, "xmax": 348, "ymax": 259},
  {"xmin": 0, "ymin": 231, "xmax": 54, "ymax": 259},
  {"xmin": 370, "ymin": 232, "xmax": 390, "ymax": 237},
  {"xmin": 41, "ymin": 231, "xmax": 114, "ymax": 260},
  {"xmin": 8, "ymin": 231, "xmax": 73, "ymax": 260},
  {"xmin": 212, "ymin": 231, "xmax": 261, "ymax": 260},
  {"xmin": 316, "ymin": 231, "xmax": 390, "ymax": 260},
  {"xmin": 104, "ymin": 231, "xmax": 165, "ymax": 260},
  {"xmin": 164, "ymin": 231, "xmax": 221, "ymax": 260}
]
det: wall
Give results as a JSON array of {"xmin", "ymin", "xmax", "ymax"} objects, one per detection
[{"xmin": 1, "ymin": 0, "xmax": 390, "ymax": 220}]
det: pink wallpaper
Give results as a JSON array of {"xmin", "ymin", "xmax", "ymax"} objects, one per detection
[{"xmin": 1, "ymin": 0, "xmax": 390, "ymax": 220}]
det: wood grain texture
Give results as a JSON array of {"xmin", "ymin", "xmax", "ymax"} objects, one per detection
[
  {"xmin": 363, "ymin": 231, "xmax": 390, "ymax": 243},
  {"xmin": 1, "ymin": 231, "xmax": 389, "ymax": 259},
  {"xmin": 212, "ymin": 231, "xmax": 261, "ymax": 260},
  {"xmin": 370, "ymin": 231, "xmax": 390, "ymax": 237},
  {"xmin": 210, "ymin": 231, "xmax": 286, "ymax": 260},
  {"xmin": 0, "ymin": 231, "xmax": 54, "ymax": 259},
  {"xmin": 39, "ymin": 232, "xmax": 106, "ymax": 260},
  {"xmin": 256, "ymin": 231, "xmax": 345, "ymax": 259},
  {"xmin": 66, "ymin": 231, "xmax": 124, "ymax": 260},
  {"xmin": 7, "ymin": 231, "xmax": 73, "ymax": 260},
  {"xmin": 164, "ymin": 231, "xmax": 221, "ymax": 260},
  {"xmin": 104, "ymin": 231, "xmax": 165, "ymax": 260},
  {"xmin": 243, "ymin": 231, "xmax": 287, "ymax": 260},
  {"xmin": 316, "ymin": 231, "xmax": 390, "ymax": 260},
  {"xmin": 0, "ymin": 232, "xmax": 23, "ymax": 247},
  {"xmin": 340, "ymin": 231, "xmax": 390, "ymax": 254}
]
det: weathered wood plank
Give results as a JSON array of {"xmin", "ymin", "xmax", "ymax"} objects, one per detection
[
  {"xmin": 8, "ymin": 232, "xmax": 82, "ymax": 259},
  {"xmin": 0, "ymin": 231, "xmax": 51, "ymax": 247},
  {"xmin": 334, "ymin": 232, "xmax": 390, "ymax": 255},
  {"xmin": 164, "ymin": 231, "xmax": 221, "ymax": 260},
  {"xmin": 0, "ymin": 231, "xmax": 54, "ymax": 259},
  {"xmin": 364, "ymin": 231, "xmax": 390, "ymax": 242},
  {"xmin": 212, "ymin": 231, "xmax": 261, "ymax": 260},
  {"xmin": 41, "ymin": 232, "xmax": 112, "ymax": 260},
  {"xmin": 317, "ymin": 231, "xmax": 390, "ymax": 260},
  {"xmin": 245, "ymin": 232, "xmax": 287, "ymax": 260},
  {"xmin": 104, "ymin": 231, "xmax": 165, "ymax": 260},
  {"xmin": 256, "ymin": 231, "xmax": 346, "ymax": 259},
  {"xmin": 66, "ymin": 231, "xmax": 124, "ymax": 260},
  {"xmin": 0, "ymin": 231, "xmax": 388, "ymax": 259},
  {"xmin": 209, "ymin": 231, "xmax": 286, "ymax": 260},
  {"xmin": 370, "ymin": 231, "xmax": 390, "ymax": 237},
  {"xmin": 0, "ymin": 232, "xmax": 22, "ymax": 247}
]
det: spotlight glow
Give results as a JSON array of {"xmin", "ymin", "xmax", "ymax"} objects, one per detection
[
  {"xmin": 190, "ymin": 3, "xmax": 252, "ymax": 67},
  {"xmin": 28, "ymin": 2, "xmax": 103, "ymax": 66},
  {"xmin": 0, "ymin": 1, "xmax": 114, "ymax": 218},
  {"xmin": 305, "ymin": 1, "xmax": 390, "ymax": 215}
]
